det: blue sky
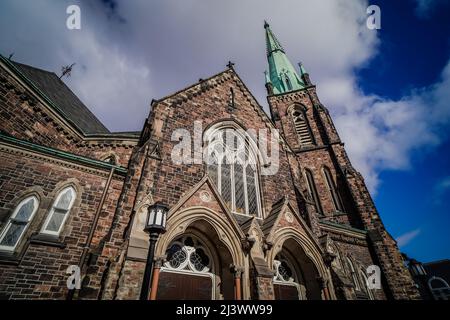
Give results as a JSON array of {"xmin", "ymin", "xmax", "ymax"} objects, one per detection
[
  {"xmin": 0, "ymin": 0, "xmax": 449, "ymax": 262},
  {"xmin": 356, "ymin": 0, "xmax": 450, "ymax": 262}
]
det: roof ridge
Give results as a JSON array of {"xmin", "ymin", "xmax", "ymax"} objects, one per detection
[{"xmin": 9, "ymin": 60, "xmax": 58, "ymax": 76}]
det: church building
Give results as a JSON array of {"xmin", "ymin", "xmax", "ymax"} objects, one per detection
[{"xmin": 0, "ymin": 23, "xmax": 419, "ymax": 300}]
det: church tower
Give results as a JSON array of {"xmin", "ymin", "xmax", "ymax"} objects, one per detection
[{"xmin": 264, "ymin": 22, "xmax": 419, "ymax": 300}]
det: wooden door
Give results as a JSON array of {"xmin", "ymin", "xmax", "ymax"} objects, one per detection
[
  {"xmin": 274, "ymin": 283, "xmax": 300, "ymax": 300},
  {"xmin": 157, "ymin": 271, "xmax": 213, "ymax": 300}
]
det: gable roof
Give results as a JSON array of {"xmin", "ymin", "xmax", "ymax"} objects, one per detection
[{"xmin": 5, "ymin": 58, "xmax": 109, "ymax": 134}]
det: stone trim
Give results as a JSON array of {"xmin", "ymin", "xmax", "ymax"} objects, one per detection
[{"xmin": 0, "ymin": 133, "xmax": 128, "ymax": 176}]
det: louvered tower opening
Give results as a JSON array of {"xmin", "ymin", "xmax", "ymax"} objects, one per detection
[{"xmin": 292, "ymin": 110, "xmax": 313, "ymax": 146}]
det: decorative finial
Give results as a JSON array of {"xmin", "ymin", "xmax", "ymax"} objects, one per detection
[
  {"xmin": 8, "ymin": 52, "xmax": 14, "ymax": 60},
  {"xmin": 226, "ymin": 61, "xmax": 235, "ymax": 69},
  {"xmin": 264, "ymin": 20, "xmax": 269, "ymax": 29},
  {"xmin": 59, "ymin": 63, "xmax": 76, "ymax": 79}
]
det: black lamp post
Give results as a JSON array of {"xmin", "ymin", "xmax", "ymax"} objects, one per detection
[{"xmin": 139, "ymin": 202, "xmax": 168, "ymax": 300}]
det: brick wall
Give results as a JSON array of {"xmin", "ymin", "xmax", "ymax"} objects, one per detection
[{"xmin": 0, "ymin": 147, "xmax": 124, "ymax": 299}]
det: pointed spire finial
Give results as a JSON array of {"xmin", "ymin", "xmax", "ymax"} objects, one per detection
[
  {"xmin": 264, "ymin": 22, "xmax": 306, "ymax": 94},
  {"xmin": 226, "ymin": 61, "xmax": 235, "ymax": 69}
]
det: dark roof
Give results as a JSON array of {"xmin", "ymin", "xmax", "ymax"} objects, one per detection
[{"xmin": 11, "ymin": 61, "xmax": 109, "ymax": 134}]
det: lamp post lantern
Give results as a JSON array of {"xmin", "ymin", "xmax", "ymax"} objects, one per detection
[{"xmin": 139, "ymin": 202, "xmax": 168, "ymax": 300}]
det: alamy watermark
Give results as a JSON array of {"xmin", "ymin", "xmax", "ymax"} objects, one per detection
[
  {"xmin": 66, "ymin": 265, "xmax": 81, "ymax": 290},
  {"xmin": 66, "ymin": 5, "xmax": 81, "ymax": 30},
  {"xmin": 366, "ymin": 265, "xmax": 382, "ymax": 289},
  {"xmin": 367, "ymin": 5, "xmax": 381, "ymax": 30}
]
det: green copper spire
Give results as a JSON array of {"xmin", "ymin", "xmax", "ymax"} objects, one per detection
[{"xmin": 264, "ymin": 21, "xmax": 305, "ymax": 94}]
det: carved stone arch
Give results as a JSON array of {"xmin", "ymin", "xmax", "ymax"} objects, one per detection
[
  {"xmin": 267, "ymin": 227, "xmax": 333, "ymax": 300},
  {"xmin": 154, "ymin": 206, "xmax": 246, "ymax": 300},
  {"xmin": 101, "ymin": 151, "xmax": 118, "ymax": 165},
  {"xmin": 267, "ymin": 227, "xmax": 328, "ymax": 278},
  {"xmin": 156, "ymin": 207, "xmax": 245, "ymax": 268},
  {"xmin": 286, "ymin": 103, "xmax": 307, "ymax": 116}
]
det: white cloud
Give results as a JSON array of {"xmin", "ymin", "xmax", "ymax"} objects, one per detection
[{"xmin": 396, "ymin": 228, "xmax": 421, "ymax": 247}]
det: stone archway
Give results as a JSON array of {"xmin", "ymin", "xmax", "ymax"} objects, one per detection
[
  {"xmin": 267, "ymin": 228, "xmax": 332, "ymax": 300},
  {"xmin": 153, "ymin": 207, "xmax": 246, "ymax": 300}
]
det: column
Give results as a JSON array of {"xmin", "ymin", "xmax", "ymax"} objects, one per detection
[
  {"xmin": 317, "ymin": 276, "xmax": 330, "ymax": 300},
  {"xmin": 149, "ymin": 256, "xmax": 165, "ymax": 300},
  {"xmin": 231, "ymin": 265, "xmax": 244, "ymax": 300}
]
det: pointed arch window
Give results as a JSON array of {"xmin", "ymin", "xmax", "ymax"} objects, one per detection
[
  {"xmin": 305, "ymin": 169, "xmax": 323, "ymax": 215},
  {"xmin": 323, "ymin": 167, "xmax": 345, "ymax": 212},
  {"xmin": 285, "ymin": 75, "xmax": 293, "ymax": 91},
  {"xmin": 206, "ymin": 127, "xmax": 262, "ymax": 217},
  {"xmin": 346, "ymin": 257, "xmax": 361, "ymax": 291},
  {"xmin": 428, "ymin": 277, "xmax": 450, "ymax": 300},
  {"xmin": 359, "ymin": 269, "xmax": 375, "ymax": 300},
  {"xmin": 291, "ymin": 107, "xmax": 313, "ymax": 146},
  {"xmin": 0, "ymin": 196, "xmax": 39, "ymax": 251},
  {"xmin": 41, "ymin": 186, "xmax": 76, "ymax": 236}
]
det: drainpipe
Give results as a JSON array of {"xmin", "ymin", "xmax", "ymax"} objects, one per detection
[{"xmin": 67, "ymin": 166, "xmax": 115, "ymax": 300}]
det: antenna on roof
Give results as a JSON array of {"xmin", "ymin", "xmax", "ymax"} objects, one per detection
[
  {"xmin": 8, "ymin": 53, "xmax": 14, "ymax": 60},
  {"xmin": 59, "ymin": 63, "xmax": 76, "ymax": 79}
]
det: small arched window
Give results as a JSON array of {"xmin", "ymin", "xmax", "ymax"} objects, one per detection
[
  {"xmin": 346, "ymin": 257, "xmax": 361, "ymax": 291},
  {"xmin": 291, "ymin": 107, "xmax": 313, "ymax": 146},
  {"xmin": 103, "ymin": 154, "xmax": 117, "ymax": 165},
  {"xmin": 428, "ymin": 277, "xmax": 450, "ymax": 300},
  {"xmin": 0, "ymin": 196, "xmax": 39, "ymax": 251},
  {"xmin": 285, "ymin": 75, "xmax": 293, "ymax": 91},
  {"xmin": 305, "ymin": 169, "xmax": 323, "ymax": 215},
  {"xmin": 206, "ymin": 127, "xmax": 262, "ymax": 217},
  {"xmin": 41, "ymin": 186, "xmax": 76, "ymax": 236},
  {"xmin": 323, "ymin": 167, "xmax": 345, "ymax": 212}
]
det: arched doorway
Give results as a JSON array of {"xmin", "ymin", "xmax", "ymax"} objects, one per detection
[
  {"xmin": 156, "ymin": 220, "xmax": 235, "ymax": 300},
  {"xmin": 272, "ymin": 238, "xmax": 322, "ymax": 300}
]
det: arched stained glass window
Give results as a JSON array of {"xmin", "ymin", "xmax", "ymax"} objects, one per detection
[{"xmin": 206, "ymin": 127, "xmax": 262, "ymax": 217}]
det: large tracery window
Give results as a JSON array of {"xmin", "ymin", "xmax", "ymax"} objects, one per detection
[{"xmin": 206, "ymin": 127, "xmax": 262, "ymax": 217}]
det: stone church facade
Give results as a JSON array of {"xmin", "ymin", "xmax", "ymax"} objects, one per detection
[{"xmin": 0, "ymin": 23, "xmax": 419, "ymax": 300}]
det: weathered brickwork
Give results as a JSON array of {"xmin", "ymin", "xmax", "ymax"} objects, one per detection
[
  {"xmin": 0, "ymin": 66, "xmax": 137, "ymax": 167},
  {"xmin": 0, "ymin": 148, "xmax": 125, "ymax": 299},
  {"xmin": 0, "ymin": 53, "xmax": 419, "ymax": 300}
]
